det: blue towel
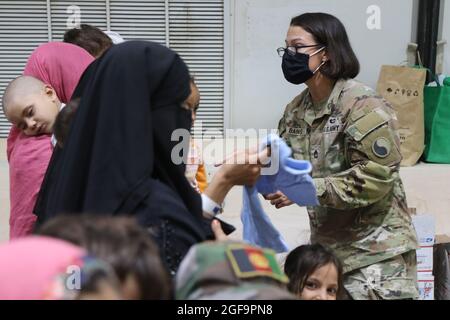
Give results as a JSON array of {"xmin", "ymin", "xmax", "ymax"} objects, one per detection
[
  {"xmin": 256, "ymin": 134, "xmax": 319, "ymax": 206},
  {"xmin": 241, "ymin": 187, "xmax": 290, "ymax": 253},
  {"xmin": 240, "ymin": 134, "xmax": 318, "ymax": 253}
]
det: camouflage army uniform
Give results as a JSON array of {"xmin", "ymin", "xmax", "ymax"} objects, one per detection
[
  {"xmin": 278, "ymin": 79, "xmax": 419, "ymax": 300},
  {"xmin": 175, "ymin": 241, "xmax": 296, "ymax": 300}
]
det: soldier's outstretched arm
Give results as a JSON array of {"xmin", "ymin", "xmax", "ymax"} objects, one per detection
[{"xmin": 314, "ymin": 107, "xmax": 402, "ymax": 209}]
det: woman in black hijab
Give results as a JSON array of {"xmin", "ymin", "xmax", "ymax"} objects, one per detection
[{"xmin": 34, "ymin": 41, "xmax": 261, "ymax": 274}]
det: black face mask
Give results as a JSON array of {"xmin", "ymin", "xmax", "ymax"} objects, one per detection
[
  {"xmin": 176, "ymin": 107, "xmax": 193, "ymax": 171},
  {"xmin": 282, "ymin": 48, "xmax": 325, "ymax": 85},
  {"xmin": 177, "ymin": 107, "xmax": 193, "ymax": 133}
]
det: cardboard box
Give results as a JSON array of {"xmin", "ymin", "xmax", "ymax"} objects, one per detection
[
  {"xmin": 416, "ymin": 246, "xmax": 434, "ymax": 273},
  {"xmin": 417, "ymin": 274, "xmax": 434, "ymax": 300},
  {"xmin": 412, "ymin": 215, "xmax": 436, "ymax": 246},
  {"xmin": 435, "ymin": 234, "xmax": 450, "ymax": 245}
]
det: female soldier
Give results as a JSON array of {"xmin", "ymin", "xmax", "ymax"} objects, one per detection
[{"xmin": 267, "ymin": 13, "xmax": 419, "ymax": 300}]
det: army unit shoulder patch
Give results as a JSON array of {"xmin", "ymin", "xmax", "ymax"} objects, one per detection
[
  {"xmin": 225, "ymin": 244, "xmax": 288, "ymax": 283},
  {"xmin": 372, "ymin": 137, "xmax": 391, "ymax": 158}
]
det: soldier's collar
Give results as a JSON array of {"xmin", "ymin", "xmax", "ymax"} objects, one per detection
[{"xmin": 304, "ymin": 79, "xmax": 347, "ymax": 125}]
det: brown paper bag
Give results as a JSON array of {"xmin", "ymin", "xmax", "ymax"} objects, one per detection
[{"xmin": 376, "ymin": 65, "xmax": 426, "ymax": 166}]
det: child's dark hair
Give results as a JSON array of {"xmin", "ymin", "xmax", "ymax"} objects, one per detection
[
  {"xmin": 53, "ymin": 98, "xmax": 79, "ymax": 148},
  {"xmin": 64, "ymin": 24, "xmax": 113, "ymax": 58},
  {"xmin": 284, "ymin": 244, "xmax": 344, "ymax": 298},
  {"xmin": 188, "ymin": 76, "xmax": 200, "ymax": 113},
  {"xmin": 36, "ymin": 215, "xmax": 171, "ymax": 300}
]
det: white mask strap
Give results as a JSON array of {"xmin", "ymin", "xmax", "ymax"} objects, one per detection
[
  {"xmin": 311, "ymin": 46, "xmax": 326, "ymax": 74},
  {"xmin": 310, "ymin": 46, "xmax": 326, "ymax": 57},
  {"xmin": 313, "ymin": 60, "xmax": 327, "ymax": 74}
]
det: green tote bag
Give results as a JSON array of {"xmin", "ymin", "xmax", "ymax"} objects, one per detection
[{"xmin": 424, "ymin": 77, "xmax": 450, "ymax": 163}]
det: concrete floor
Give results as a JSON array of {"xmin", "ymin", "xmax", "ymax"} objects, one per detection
[{"xmin": 1, "ymin": 138, "xmax": 450, "ymax": 249}]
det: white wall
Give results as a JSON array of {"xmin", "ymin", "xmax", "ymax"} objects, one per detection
[
  {"xmin": 229, "ymin": 0, "xmax": 414, "ymax": 130},
  {"xmin": 443, "ymin": 0, "xmax": 450, "ymax": 76}
]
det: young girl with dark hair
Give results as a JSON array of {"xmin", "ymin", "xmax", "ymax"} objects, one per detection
[{"xmin": 284, "ymin": 244, "xmax": 343, "ymax": 300}]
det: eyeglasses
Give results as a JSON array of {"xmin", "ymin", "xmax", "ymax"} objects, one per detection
[{"xmin": 277, "ymin": 44, "xmax": 323, "ymax": 57}]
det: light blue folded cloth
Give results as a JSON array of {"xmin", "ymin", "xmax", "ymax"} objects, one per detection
[
  {"xmin": 241, "ymin": 186, "xmax": 289, "ymax": 253},
  {"xmin": 256, "ymin": 134, "xmax": 319, "ymax": 206},
  {"xmin": 241, "ymin": 134, "xmax": 318, "ymax": 253}
]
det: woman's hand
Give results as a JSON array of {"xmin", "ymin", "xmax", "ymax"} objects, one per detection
[
  {"xmin": 215, "ymin": 147, "xmax": 270, "ymax": 186},
  {"xmin": 211, "ymin": 219, "xmax": 228, "ymax": 241},
  {"xmin": 264, "ymin": 191, "xmax": 294, "ymax": 209},
  {"xmin": 204, "ymin": 148, "xmax": 268, "ymax": 205},
  {"xmin": 217, "ymin": 163, "xmax": 261, "ymax": 188}
]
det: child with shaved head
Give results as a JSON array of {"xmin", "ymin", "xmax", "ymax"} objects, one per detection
[{"xmin": 2, "ymin": 75, "xmax": 62, "ymax": 136}]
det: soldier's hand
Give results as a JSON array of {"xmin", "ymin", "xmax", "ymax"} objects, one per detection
[{"xmin": 264, "ymin": 191, "xmax": 294, "ymax": 209}]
